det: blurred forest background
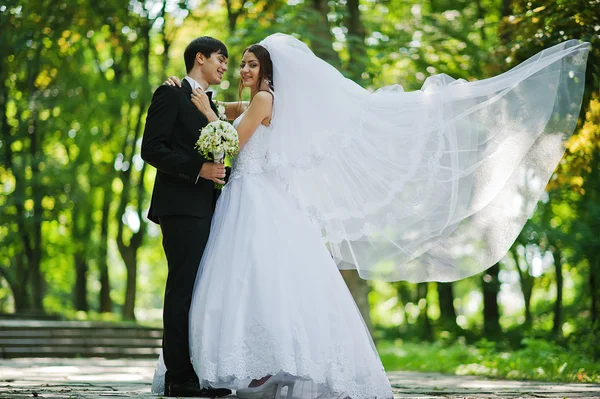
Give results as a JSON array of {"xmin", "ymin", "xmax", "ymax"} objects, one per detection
[{"xmin": 1, "ymin": 0, "xmax": 599, "ymax": 383}]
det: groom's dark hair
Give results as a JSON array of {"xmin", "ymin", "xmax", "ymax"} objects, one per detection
[{"xmin": 184, "ymin": 37, "xmax": 228, "ymax": 73}]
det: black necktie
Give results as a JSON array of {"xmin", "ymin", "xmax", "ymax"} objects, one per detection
[{"xmin": 206, "ymin": 91, "xmax": 213, "ymax": 100}]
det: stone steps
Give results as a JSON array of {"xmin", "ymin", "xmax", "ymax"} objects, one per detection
[{"xmin": 0, "ymin": 320, "xmax": 162, "ymax": 358}]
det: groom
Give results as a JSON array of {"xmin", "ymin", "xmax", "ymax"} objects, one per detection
[{"xmin": 141, "ymin": 36, "xmax": 231, "ymax": 398}]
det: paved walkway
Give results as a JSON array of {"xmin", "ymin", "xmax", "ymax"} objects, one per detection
[{"xmin": 1, "ymin": 358, "xmax": 599, "ymax": 398}]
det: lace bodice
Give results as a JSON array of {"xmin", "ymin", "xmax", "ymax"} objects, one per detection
[{"xmin": 230, "ymin": 113, "xmax": 272, "ymax": 179}]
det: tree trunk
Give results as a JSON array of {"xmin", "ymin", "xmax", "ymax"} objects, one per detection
[
  {"xmin": 437, "ymin": 282, "xmax": 458, "ymax": 331},
  {"xmin": 27, "ymin": 69, "xmax": 44, "ymax": 312},
  {"xmin": 74, "ymin": 252, "xmax": 89, "ymax": 311},
  {"xmin": 509, "ymin": 246, "xmax": 533, "ymax": 326},
  {"xmin": 591, "ymin": 258, "xmax": 599, "ymax": 325},
  {"xmin": 224, "ymin": 0, "xmax": 243, "ymax": 34},
  {"xmin": 482, "ymin": 263, "xmax": 501, "ymax": 337},
  {"xmin": 117, "ymin": 153, "xmax": 143, "ymax": 320},
  {"xmin": 98, "ymin": 186, "xmax": 112, "ymax": 313},
  {"xmin": 121, "ymin": 248, "xmax": 138, "ymax": 320},
  {"xmin": 500, "ymin": 0, "xmax": 513, "ymax": 43},
  {"xmin": 502, "ymin": 0, "xmax": 512, "ymax": 18},
  {"xmin": 13, "ymin": 179, "xmax": 33, "ymax": 312},
  {"xmin": 552, "ymin": 245, "xmax": 563, "ymax": 336},
  {"xmin": 121, "ymin": 162, "xmax": 148, "ymax": 320},
  {"xmin": 29, "ymin": 188, "xmax": 43, "ymax": 311},
  {"xmin": 72, "ymin": 204, "xmax": 90, "ymax": 312},
  {"xmin": 345, "ymin": 0, "xmax": 368, "ymax": 85},
  {"xmin": 310, "ymin": 0, "xmax": 341, "ymax": 68},
  {"xmin": 2, "ymin": 256, "xmax": 31, "ymax": 312},
  {"xmin": 156, "ymin": 0, "xmax": 171, "ymax": 69},
  {"xmin": 417, "ymin": 282, "xmax": 433, "ymax": 340}
]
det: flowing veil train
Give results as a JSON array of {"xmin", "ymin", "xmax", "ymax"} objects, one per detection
[{"xmin": 257, "ymin": 33, "xmax": 590, "ymax": 282}]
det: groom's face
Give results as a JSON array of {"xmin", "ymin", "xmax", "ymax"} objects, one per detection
[{"xmin": 199, "ymin": 51, "xmax": 228, "ymax": 85}]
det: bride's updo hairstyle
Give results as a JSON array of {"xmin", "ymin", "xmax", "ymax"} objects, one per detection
[{"xmin": 238, "ymin": 44, "xmax": 274, "ymax": 101}]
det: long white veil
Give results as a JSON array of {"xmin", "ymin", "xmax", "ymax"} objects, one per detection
[{"xmin": 259, "ymin": 33, "xmax": 590, "ymax": 282}]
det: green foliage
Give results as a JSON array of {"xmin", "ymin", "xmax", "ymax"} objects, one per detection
[{"xmin": 379, "ymin": 338, "xmax": 600, "ymax": 383}]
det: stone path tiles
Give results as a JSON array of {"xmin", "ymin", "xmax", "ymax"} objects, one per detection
[{"xmin": 1, "ymin": 358, "xmax": 599, "ymax": 398}]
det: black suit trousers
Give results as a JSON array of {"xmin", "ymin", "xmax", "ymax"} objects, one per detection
[{"xmin": 159, "ymin": 215, "xmax": 211, "ymax": 383}]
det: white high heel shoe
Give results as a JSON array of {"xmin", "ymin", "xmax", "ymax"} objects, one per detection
[{"xmin": 236, "ymin": 371, "xmax": 295, "ymax": 399}]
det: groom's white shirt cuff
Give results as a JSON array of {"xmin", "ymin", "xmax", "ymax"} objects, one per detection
[{"xmin": 184, "ymin": 76, "xmax": 214, "ymax": 184}]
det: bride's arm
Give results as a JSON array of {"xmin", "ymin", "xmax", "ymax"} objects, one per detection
[{"xmin": 235, "ymin": 92, "xmax": 273, "ymax": 148}]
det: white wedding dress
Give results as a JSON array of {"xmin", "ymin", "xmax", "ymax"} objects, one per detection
[{"xmin": 152, "ymin": 113, "xmax": 394, "ymax": 399}]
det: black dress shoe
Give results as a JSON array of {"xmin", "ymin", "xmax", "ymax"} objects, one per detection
[{"xmin": 165, "ymin": 378, "xmax": 232, "ymax": 398}]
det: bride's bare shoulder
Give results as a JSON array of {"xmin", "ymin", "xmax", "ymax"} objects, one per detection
[
  {"xmin": 254, "ymin": 90, "xmax": 274, "ymax": 104},
  {"xmin": 250, "ymin": 91, "xmax": 274, "ymax": 126},
  {"xmin": 250, "ymin": 91, "xmax": 273, "ymax": 113}
]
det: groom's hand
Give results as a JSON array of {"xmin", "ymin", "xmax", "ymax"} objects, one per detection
[{"xmin": 199, "ymin": 162, "xmax": 226, "ymax": 185}]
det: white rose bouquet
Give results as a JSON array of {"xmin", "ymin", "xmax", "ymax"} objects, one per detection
[{"xmin": 195, "ymin": 120, "xmax": 239, "ymax": 187}]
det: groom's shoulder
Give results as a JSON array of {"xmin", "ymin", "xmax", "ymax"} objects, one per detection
[{"xmin": 151, "ymin": 84, "xmax": 185, "ymax": 101}]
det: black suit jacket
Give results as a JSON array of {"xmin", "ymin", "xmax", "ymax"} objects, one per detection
[{"xmin": 141, "ymin": 79, "xmax": 221, "ymax": 224}]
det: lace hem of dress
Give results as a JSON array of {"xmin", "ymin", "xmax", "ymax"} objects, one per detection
[{"xmin": 190, "ymin": 322, "xmax": 393, "ymax": 399}]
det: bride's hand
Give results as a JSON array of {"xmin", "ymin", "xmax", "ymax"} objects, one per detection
[
  {"xmin": 163, "ymin": 76, "xmax": 182, "ymax": 87},
  {"xmin": 191, "ymin": 88, "xmax": 218, "ymax": 121}
]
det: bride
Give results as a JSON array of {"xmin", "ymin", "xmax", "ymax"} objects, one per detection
[{"xmin": 153, "ymin": 33, "xmax": 589, "ymax": 398}]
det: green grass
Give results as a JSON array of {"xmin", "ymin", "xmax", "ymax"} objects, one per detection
[{"xmin": 378, "ymin": 338, "xmax": 600, "ymax": 383}]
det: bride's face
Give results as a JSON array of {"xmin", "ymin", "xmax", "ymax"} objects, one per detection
[{"xmin": 240, "ymin": 51, "xmax": 260, "ymax": 89}]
